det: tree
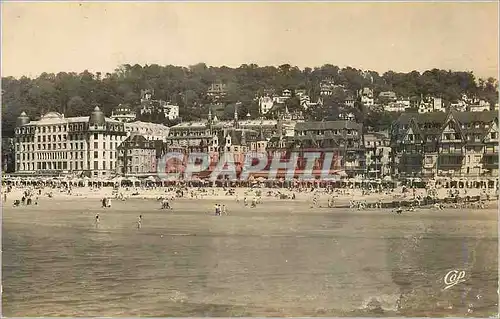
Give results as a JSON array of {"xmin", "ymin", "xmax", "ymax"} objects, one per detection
[
  {"xmin": 1, "ymin": 63, "xmax": 497, "ymax": 136},
  {"xmin": 66, "ymin": 96, "xmax": 86, "ymax": 116}
]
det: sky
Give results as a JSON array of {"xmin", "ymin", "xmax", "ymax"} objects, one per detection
[{"xmin": 1, "ymin": 2, "xmax": 499, "ymax": 79}]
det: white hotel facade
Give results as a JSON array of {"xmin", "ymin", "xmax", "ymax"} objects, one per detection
[{"xmin": 13, "ymin": 107, "xmax": 168, "ymax": 178}]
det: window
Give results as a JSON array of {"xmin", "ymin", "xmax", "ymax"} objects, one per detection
[
  {"xmin": 94, "ymin": 142, "xmax": 98, "ymax": 149},
  {"xmin": 94, "ymin": 133, "xmax": 98, "ymax": 139},
  {"xmin": 94, "ymin": 151, "xmax": 98, "ymax": 158},
  {"xmin": 103, "ymin": 142, "xmax": 106, "ymax": 149},
  {"xmin": 103, "ymin": 161, "xmax": 106, "ymax": 170},
  {"xmin": 94, "ymin": 161, "xmax": 98, "ymax": 170}
]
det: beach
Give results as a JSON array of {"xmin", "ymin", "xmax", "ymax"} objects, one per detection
[{"xmin": 2, "ymin": 188, "xmax": 498, "ymax": 317}]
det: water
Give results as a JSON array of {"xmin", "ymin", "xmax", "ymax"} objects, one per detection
[{"xmin": 2, "ymin": 198, "xmax": 498, "ymax": 316}]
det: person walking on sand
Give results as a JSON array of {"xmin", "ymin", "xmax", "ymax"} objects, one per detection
[
  {"xmin": 222, "ymin": 204, "xmax": 227, "ymax": 215},
  {"xmin": 95, "ymin": 213, "xmax": 100, "ymax": 228},
  {"xmin": 137, "ymin": 215, "xmax": 142, "ymax": 229}
]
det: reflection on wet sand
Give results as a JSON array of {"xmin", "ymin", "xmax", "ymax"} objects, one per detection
[{"xmin": 387, "ymin": 215, "xmax": 498, "ymax": 316}]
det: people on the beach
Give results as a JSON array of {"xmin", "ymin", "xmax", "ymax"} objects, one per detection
[
  {"xmin": 95, "ymin": 213, "xmax": 100, "ymax": 228},
  {"xmin": 161, "ymin": 199, "xmax": 171, "ymax": 209},
  {"xmin": 137, "ymin": 215, "xmax": 142, "ymax": 229}
]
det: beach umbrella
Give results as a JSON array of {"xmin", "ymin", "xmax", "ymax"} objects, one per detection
[
  {"xmin": 111, "ymin": 176, "xmax": 123, "ymax": 183},
  {"xmin": 146, "ymin": 176, "xmax": 156, "ymax": 182},
  {"xmin": 124, "ymin": 177, "xmax": 139, "ymax": 184}
]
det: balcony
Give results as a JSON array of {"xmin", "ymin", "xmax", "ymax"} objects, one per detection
[
  {"xmin": 437, "ymin": 158, "xmax": 463, "ymax": 167},
  {"xmin": 439, "ymin": 150, "xmax": 464, "ymax": 156},
  {"xmin": 440, "ymin": 138, "xmax": 463, "ymax": 144}
]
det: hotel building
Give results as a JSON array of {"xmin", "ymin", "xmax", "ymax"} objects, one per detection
[
  {"xmin": 14, "ymin": 107, "xmax": 170, "ymax": 178},
  {"xmin": 390, "ymin": 109, "xmax": 498, "ymax": 187}
]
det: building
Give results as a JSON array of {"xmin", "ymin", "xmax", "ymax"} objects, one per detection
[
  {"xmin": 139, "ymin": 89, "xmax": 179, "ymax": 120},
  {"xmin": 385, "ymin": 101, "xmax": 409, "ymax": 113},
  {"xmin": 338, "ymin": 112, "xmax": 356, "ymax": 121},
  {"xmin": 359, "ymin": 88, "xmax": 374, "ymax": 107},
  {"xmin": 259, "ymin": 96, "xmax": 274, "ymax": 115},
  {"xmin": 385, "ymin": 98, "xmax": 411, "ymax": 112},
  {"xmin": 166, "ymin": 106, "xmax": 282, "ymax": 153},
  {"xmin": 433, "ymin": 97, "xmax": 445, "ymax": 112},
  {"xmin": 267, "ymin": 120, "xmax": 365, "ymax": 178},
  {"xmin": 116, "ymin": 134, "xmax": 164, "ymax": 176},
  {"xmin": 469, "ymin": 101, "xmax": 491, "ymax": 112},
  {"xmin": 124, "ymin": 121, "xmax": 170, "ymax": 142},
  {"xmin": 14, "ymin": 107, "xmax": 127, "ymax": 178},
  {"xmin": 344, "ymin": 95, "xmax": 356, "ymax": 108},
  {"xmin": 111, "ymin": 104, "xmax": 137, "ymax": 123},
  {"xmin": 378, "ymin": 91, "xmax": 397, "ymax": 102},
  {"xmin": 300, "ymin": 96, "xmax": 323, "ymax": 110},
  {"xmin": 207, "ymin": 83, "xmax": 228, "ymax": 104},
  {"xmin": 164, "ymin": 103, "xmax": 179, "ymax": 120},
  {"xmin": 390, "ymin": 110, "xmax": 498, "ymax": 186},
  {"xmin": 272, "ymin": 89, "xmax": 292, "ymax": 104},
  {"xmin": 295, "ymin": 89, "xmax": 307, "ymax": 97},
  {"xmin": 319, "ymin": 79, "xmax": 344, "ymax": 96},
  {"xmin": 364, "ymin": 132, "xmax": 391, "ymax": 179},
  {"xmin": 418, "ymin": 97, "xmax": 445, "ymax": 113}
]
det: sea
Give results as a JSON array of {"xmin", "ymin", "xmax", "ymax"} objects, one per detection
[{"xmin": 2, "ymin": 198, "xmax": 498, "ymax": 317}]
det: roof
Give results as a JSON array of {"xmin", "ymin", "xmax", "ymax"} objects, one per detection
[
  {"xmin": 364, "ymin": 132, "xmax": 389, "ymax": 141},
  {"xmin": 395, "ymin": 110, "xmax": 497, "ymax": 127},
  {"xmin": 394, "ymin": 112, "xmax": 448, "ymax": 126},
  {"xmin": 119, "ymin": 134, "xmax": 164, "ymax": 150},
  {"xmin": 295, "ymin": 121, "xmax": 362, "ymax": 131},
  {"xmin": 169, "ymin": 119, "xmax": 279, "ymax": 131},
  {"xmin": 22, "ymin": 116, "xmax": 122, "ymax": 126}
]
